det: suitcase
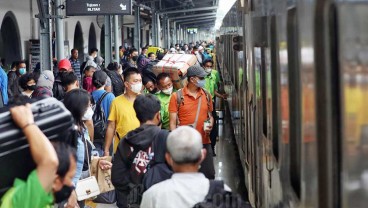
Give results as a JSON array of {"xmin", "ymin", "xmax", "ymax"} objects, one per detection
[
  {"xmin": 153, "ymin": 54, "xmax": 197, "ymax": 89},
  {"xmin": 0, "ymin": 97, "xmax": 74, "ymax": 197}
]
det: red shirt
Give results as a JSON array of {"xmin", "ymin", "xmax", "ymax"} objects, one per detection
[{"xmin": 83, "ymin": 77, "xmax": 96, "ymax": 93}]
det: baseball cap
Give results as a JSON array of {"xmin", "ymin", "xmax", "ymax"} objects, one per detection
[
  {"xmin": 187, "ymin": 65, "xmax": 207, "ymax": 78},
  {"xmin": 58, "ymin": 59, "xmax": 72, "ymax": 71}
]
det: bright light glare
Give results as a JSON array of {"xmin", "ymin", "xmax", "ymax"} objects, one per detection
[{"xmin": 214, "ymin": 0, "xmax": 237, "ymax": 30}]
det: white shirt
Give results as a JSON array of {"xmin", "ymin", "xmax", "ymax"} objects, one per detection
[{"xmin": 140, "ymin": 172, "xmax": 231, "ymax": 208}]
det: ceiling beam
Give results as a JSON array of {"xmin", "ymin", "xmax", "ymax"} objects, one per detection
[
  {"xmin": 176, "ymin": 16, "xmax": 216, "ymax": 23},
  {"xmin": 179, "ymin": 19, "xmax": 215, "ymax": 25},
  {"xmin": 158, "ymin": 6, "xmax": 217, "ymax": 14},
  {"xmin": 168, "ymin": 12, "xmax": 216, "ymax": 20}
]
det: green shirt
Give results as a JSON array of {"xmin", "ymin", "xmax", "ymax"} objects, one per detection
[
  {"xmin": 1, "ymin": 170, "xmax": 54, "ymax": 208},
  {"xmin": 204, "ymin": 70, "xmax": 219, "ymax": 99},
  {"xmin": 155, "ymin": 91, "xmax": 174, "ymax": 129}
]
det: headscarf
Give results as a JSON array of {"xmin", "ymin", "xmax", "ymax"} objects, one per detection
[{"xmin": 37, "ymin": 70, "xmax": 55, "ymax": 90}]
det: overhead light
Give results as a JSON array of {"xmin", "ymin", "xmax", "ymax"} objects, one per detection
[{"xmin": 214, "ymin": 0, "xmax": 237, "ymax": 30}]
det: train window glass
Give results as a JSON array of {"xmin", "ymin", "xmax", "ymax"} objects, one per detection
[
  {"xmin": 287, "ymin": 7, "xmax": 301, "ymax": 198},
  {"xmin": 270, "ymin": 15, "xmax": 280, "ymax": 160}
]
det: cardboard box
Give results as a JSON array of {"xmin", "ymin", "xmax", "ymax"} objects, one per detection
[{"xmin": 153, "ymin": 54, "xmax": 197, "ymax": 89}]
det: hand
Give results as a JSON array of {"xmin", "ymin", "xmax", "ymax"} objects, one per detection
[
  {"xmin": 222, "ymin": 94, "xmax": 228, "ymax": 100},
  {"xmin": 65, "ymin": 191, "xmax": 79, "ymax": 208},
  {"xmin": 99, "ymin": 159, "xmax": 112, "ymax": 170},
  {"xmin": 10, "ymin": 104, "xmax": 34, "ymax": 129},
  {"xmin": 205, "ymin": 124, "xmax": 213, "ymax": 134},
  {"xmin": 103, "ymin": 150, "xmax": 110, "ymax": 157}
]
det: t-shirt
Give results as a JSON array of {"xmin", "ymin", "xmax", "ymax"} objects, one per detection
[
  {"xmin": 108, "ymin": 95, "xmax": 140, "ymax": 152},
  {"xmin": 204, "ymin": 71, "xmax": 219, "ymax": 100},
  {"xmin": 83, "ymin": 77, "xmax": 96, "ymax": 93},
  {"xmin": 155, "ymin": 91, "xmax": 173, "ymax": 129},
  {"xmin": 91, "ymin": 90, "xmax": 116, "ymax": 121},
  {"xmin": 169, "ymin": 87, "xmax": 213, "ymax": 144},
  {"xmin": 1, "ymin": 170, "xmax": 54, "ymax": 208}
]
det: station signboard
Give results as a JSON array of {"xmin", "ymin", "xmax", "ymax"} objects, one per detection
[
  {"xmin": 187, "ymin": 28, "xmax": 198, "ymax": 34},
  {"xmin": 66, "ymin": 0, "xmax": 132, "ymax": 16}
]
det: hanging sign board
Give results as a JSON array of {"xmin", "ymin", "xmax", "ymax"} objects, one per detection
[{"xmin": 66, "ymin": 0, "xmax": 132, "ymax": 16}]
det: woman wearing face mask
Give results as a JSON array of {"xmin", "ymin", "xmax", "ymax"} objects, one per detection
[
  {"xmin": 63, "ymin": 89, "xmax": 92, "ymax": 207},
  {"xmin": 7, "ymin": 61, "xmax": 27, "ymax": 98},
  {"xmin": 19, "ymin": 73, "xmax": 37, "ymax": 98}
]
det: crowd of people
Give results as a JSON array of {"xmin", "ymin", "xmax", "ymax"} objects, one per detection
[{"xmin": 0, "ymin": 41, "xmax": 250, "ymax": 208}]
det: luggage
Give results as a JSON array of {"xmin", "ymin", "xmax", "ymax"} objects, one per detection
[
  {"xmin": 153, "ymin": 54, "xmax": 197, "ymax": 89},
  {"xmin": 0, "ymin": 97, "xmax": 74, "ymax": 197}
]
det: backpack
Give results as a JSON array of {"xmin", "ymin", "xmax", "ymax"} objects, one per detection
[
  {"xmin": 80, "ymin": 61, "xmax": 87, "ymax": 73},
  {"xmin": 125, "ymin": 130, "xmax": 169, "ymax": 206},
  {"xmin": 142, "ymin": 130, "xmax": 172, "ymax": 190},
  {"xmin": 193, "ymin": 180, "xmax": 250, "ymax": 208},
  {"xmin": 92, "ymin": 92, "xmax": 109, "ymax": 143},
  {"xmin": 104, "ymin": 69, "xmax": 124, "ymax": 96},
  {"xmin": 52, "ymin": 74, "xmax": 65, "ymax": 100}
]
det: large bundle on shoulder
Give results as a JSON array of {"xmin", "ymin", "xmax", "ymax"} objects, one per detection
[{"xmin": 153, "ymin": 54, "xmax": 197, "ymax": 89}]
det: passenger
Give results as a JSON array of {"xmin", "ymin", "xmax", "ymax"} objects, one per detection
[
  {"xmin": 82, "ymin": 66, "xmax": 96, "ymax": 93},
  {"xmin": 147, "ymin": 52, "xmax": 156, "ymax": 61},
  {"xmin": 53, "ymin": 59, "xmax": 73, "ymax": 100},
  {"xmin": 119, "ymin": 46, "xmax": 126, "ymax": 62},
  {"xmin": 95, "ymin": 56, "xmax": 113, "ymax": 93},
  {"xmin": 105, "ymin": 62, "xmax": 125, "ymax": 97},
  {"xmin": 193, "ymin": 46, "xmax": 202, "ymax": 65},
  {"xmin": 8, "ymin": 60, "xmax": 26, "ymax": 98},
  {"xmin": 112, "ymin": 94, "xmax": 170, "ymax": 208},
  {"xmin": 203, "ymin": 59, "xmax": 226, "ymax": 156},
  {"xmin": 84, "ymin": 48, "xmax": 99, "ymax": 70},
  {"xmin": 63, "ymin": 89, "xmax": 91, "ymax": 207},
  {"xmin": 0, "ymin": 104, "xmax": 59, "ymax": 207},
  {"xmin": 91, "ymin": 70, "xmax": 115, "ymax": 121},
  {"xmin": 32, "ymin": 70, "xmax": 54, "ymax": 98},
  {"xmin": 143, "ymin": 76, "xmax": 159, "ymax": 95},
  {"xmin": 156, "ymin": 73, "xmax": 175, "ymax": 130},
  {"xmin": 183, "ymin": 44, "xmax": 190, "ymax": 54},
  {"xmin": 169, "ymin": 65, "xmax": 215, "ymax": 179},
  {"xmin": 138, "ymin": 57, "xmax": 151, "ymax": 73},
  {"xmin": 137, "ymin": 47, "xmax": 148, "ymax": 66},
  {"xmin": 18, "ymin": 73, "xmax": 37, "ymax": 98},
  {"xmin": 60, "ymin": 71, "xmax": 79, "ymax": 93},
  {"xmin": 140, "ymin": 126, "xmax": 230, "ymax": 208},
  {"xmin": 69, "ymin": 49, "xmax": 82, "ymax": 82},
  {"xmin": 123, "ymin": 48, "xmax": 138, "ymax": 70},
  {"xmin": 0, "ymin": 61, "xmax": 8, "ymax": 106},
  {"xmin": 104, "ymin": 68, "xmax": 141, "ymax": 156},
  {"xmin": 169, "ymin": 48, "xmax": 177, "ymax": 54}
]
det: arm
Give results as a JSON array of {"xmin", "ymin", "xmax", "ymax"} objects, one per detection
[
  {"xmin": 10, "ymin": 104, "xmax": 58, "ymax": 192},
  {"xmin": 169, "ymin": 112, "xmax": 178, "ymax": 131},
  {"xmin": 104, "ymin": 120, "xmax": 116, "ymax": 156},
  {"xmin": 214, "ymin": 90, "xmax": 227, "ymax": 99},
  {"xmin": 84, "ymin": 119, "xmax": 94, "ymax": 141}
]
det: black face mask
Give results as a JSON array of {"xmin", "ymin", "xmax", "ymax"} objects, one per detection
[
  {"xmin": 132, "ymin": 56, "xmax": 138, "ymax": 62},
  {"xmin": 27, "ymin": 85, "xmax": 37, "ymax": 91},
  {"xmin": 54, "ymin": 185, "xmax": 74, "ymax": 203},
  {"xmin": 149, "ymin": 88, "xmax": 159, "ymax": 94}
]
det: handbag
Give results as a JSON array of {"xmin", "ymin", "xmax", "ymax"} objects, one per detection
[{"xmin": 75, "ymin": 135, "xmax": 101, "ymax": 201}]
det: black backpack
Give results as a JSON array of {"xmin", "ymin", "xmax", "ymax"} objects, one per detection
[
  {"xmin": 92, "ymin": 92, "xmax": 109, "ymax": 143},
  {"xmin": 104, "ymin": 69, "xmax": 124, "ymax": 96},
  {"xmin": 52, "ymin": 74, "xmax": 65, "ymax": 100},
  {"xmin": 193, "ymin": 180, "xmax": 250, "ymax": 208}
]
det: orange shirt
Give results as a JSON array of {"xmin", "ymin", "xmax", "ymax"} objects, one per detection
[{"xmin": 169, "ymin": 86, "xmax": 213, "ymax": 144}]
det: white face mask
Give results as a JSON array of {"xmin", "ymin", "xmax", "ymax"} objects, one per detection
[
  {"xmin": 130, "ymin": 82, "xmax": 142, "ymax": 94},
  {"xmin": 82, "ymin": 107, "xmax": 94, "ymax": 120},
  {"xmin": 162, "ymin": 87, "xmax": 173, "ymax": 95},
  {"xmin": 205, "ymin": 68, "xmax": 212, "ymax": 73}
]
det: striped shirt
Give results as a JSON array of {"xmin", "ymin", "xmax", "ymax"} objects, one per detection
[{"xmin": 69, "ymin": 58, "xmax": 81, "ymax": 81}]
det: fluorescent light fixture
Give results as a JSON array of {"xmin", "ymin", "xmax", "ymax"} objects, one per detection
[{"xmin": 214, "ymin": 0, "xmax": 237, "ymax": 30}]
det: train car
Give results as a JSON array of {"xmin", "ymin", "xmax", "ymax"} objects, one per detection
[{"xmin": 216, "ymin": 0, "xmax": 368, "ymax": 207}]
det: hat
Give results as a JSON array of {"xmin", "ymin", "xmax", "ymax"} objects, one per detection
[
  {"xmin": 92, "ymin": 70, "xmax": 107, "ymax": 86},
  {"xmin": 58, "ymin": 59, "xmax": 72, "ymax": 71},
  {"xmin": 37, "ymin": 70, "xmax": 55, "ymax": 90},
  {"xmin": 198, "ymin": 46, "xmax": 204, "ymax": 51},
  {"xmin": 187, "ymin": 65, "xmax": 207, "ymax": 78}
]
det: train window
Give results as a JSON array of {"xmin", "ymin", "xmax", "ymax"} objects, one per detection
[
  {"xmin": 287, "ymin": 7, "xmax": 302, "ymax": 198},
  {"xmin": 261, "ymin": 47, "xmax": 268, "ymax": 136},
  {"xmin": 270, "ymin": 15, "xmax": 280, "ymax": 160}
]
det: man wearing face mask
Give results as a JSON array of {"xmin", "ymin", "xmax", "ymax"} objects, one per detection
[
  {"xmin": 104, "ymin": 68, "xmax": 141, "ymax": 156},
  {"xmin": 112, "ymin": 94, "xmax": 170, "ymax": 208},
  {"xmin": 123, "ymin": 48, "xmax": 139, "ymax": 70},
  {"xmin": 0, "ymin": 104, "xmax": 71, "ymax": 207},
  {"xmin": 168, "ymin": 65, "xmax": 215, "ymax": 179},
  {"xmin": 8, "ymin": 60, "xmax": 26, "ymax": 98},
  {"xmin": 155, "ymin": 73, "xmax": 175, "ymax": 130}
]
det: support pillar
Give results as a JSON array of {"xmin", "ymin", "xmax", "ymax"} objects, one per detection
[
  {"xmin": 37, "ymin": 0, "xmax": 52, "ymax": 72},
  {"xmin": 134, "ymin": 5, "xmax": 141, "ymax": 49},
  {"xmin": 166, "ymin": 18, "xmax": 170, "ymax": 48},
  {"xmin": 114, "ymin": 15, "xmax": 120, "ymax": 63},
  {"xmin": 55, "ymin": 0, "xmax": 64, "ymax": 60},
  {"xmin": 172, "ymin": 21, "xmax": 176, "ymax": 45},
  {"xmin": 104, "ymin": 15, "xmax": 112, "ymax": 66}
]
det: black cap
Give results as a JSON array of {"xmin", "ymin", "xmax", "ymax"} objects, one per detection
[
  {"xmin": 187, "ymin": 65, "xmax": 207, "ymax": 78},
  {"xmin": 92, "ymin": 70, "xmax": 108, "ymax": 86}
]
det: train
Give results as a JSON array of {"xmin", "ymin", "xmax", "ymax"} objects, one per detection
[{"xmin": 216, "ymin": 0, "xmax": 368, "ymax": 207}]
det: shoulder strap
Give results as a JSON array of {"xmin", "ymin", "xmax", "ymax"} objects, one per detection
[
  {"xmin": 192, "ymin": 95, "xmax": 202, "ymax": 129},
  {"xmin": 176, "ymin": 89, "xmax": 184, "ymax": 126},
  {"xmin": 97, "ymin": 92, "xmax": 109, "ymax": 106},
  {"xmin": 204, "ymin": 180, "xmax": 225, "ymax": 201}
]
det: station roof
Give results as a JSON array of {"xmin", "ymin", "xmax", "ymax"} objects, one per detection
[{"xmin": 138, "ymin": 0, "xmax": 218, "ymax": 29}]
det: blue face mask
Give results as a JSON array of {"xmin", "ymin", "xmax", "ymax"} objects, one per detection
[
  {"xmin": 19, "ymin": 68, "xmax": 26, "ymax": 75},
  {"xmin": 196, "ymin": 79, "xmax": 206, "ymax": 88}
]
